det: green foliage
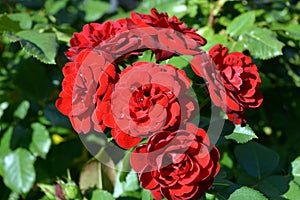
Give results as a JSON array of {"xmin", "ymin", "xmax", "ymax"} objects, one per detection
[
  {"xmin": 225, "ymin": 124, "xmax": 258, "ymax": 143},
  {"xmin": 228, "ymin": 187, "xmax": 268, "ymax": 200},
  {"xmin": 0, "ymin": 0, "xmax": 299, "ymax": 199},
  {"xmin": 234, "ymin": 142, "xmax": 280, "ymax": 179}
]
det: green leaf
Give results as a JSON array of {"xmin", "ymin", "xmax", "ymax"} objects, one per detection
[
  {"xmin": 227, "ymin": 12, "xmax": 256, "ymax": 37},
  {"xmin": 283, "ymin": 156, "xmax": 300, "ymax": 199},
  {"xmin": 283, "ymin": 180, "xmax": 300, "ymax": 199},
  {"xmin": 91, "ymin": 190, "xmax": 114, "ymax": 200},
  {"xmin": 241, "ymin": 27, "xmax": 284, "ymax": 59},
  {"xmin": 234, "ymin": 142, "xmax": 280, "ymax": 178},
  {"xmin": 142, "ymin": 189, "xmax": 154, "ymax": 200},
  {"xmin": 291, "ymin": 156, "xmax": 300, "ymax": 184},
  {"xmin": 228, "ymin": 40, "xmax": 246, "ymax": 52},
  {"xmin": 3, "ymin": 148, "xmax": 36, "ymax": 195},
  {"xmin": 272, "ymin": 23, "xmax": 300, "ymax": 40},
  {"xmin": 228, "ymin": 187, "xmax": 268, "ymax": 200},
  {"xmin": 256, "ymin": 175, "xmax": 291, "ymax": 199},
  {"xmin": 225, "ymin": 124, "xmax": 258, "ymax": 143},
  {"xmin": 29, "ymin": 123, "xmax": 51, "ymax": 159},
  {"xmin": 7, "ymin": 13, "xmax": 32, "ymax": 30},
  {"xmin": 282, "ymin": 24, "xmax": 300, "ymax": 40},
  {"xmin": 113, "ymin": 170, "xmax": 139, "ymax": 198},
  {"xmin": 80, "ymin": 0, "xmax": 110, "ymax": 22},
  {"xmin": 0, "ymin": 14, "xmax": 22, "ymax": 33},
  {"xmin": 0, "ymin": 127, "xmax": 13, "ymax": 176},
  {"xmin": 16, "ymin": 30, "xmax": 58, "ymax": 64},
  {"xmin": 13, "ymin": 100, "xmax": 30, "ymax": 120}
]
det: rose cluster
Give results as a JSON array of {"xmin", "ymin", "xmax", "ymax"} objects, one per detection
[{"xmin": 56, "ymin": 8, "xmax": 263, "ymax": 200}]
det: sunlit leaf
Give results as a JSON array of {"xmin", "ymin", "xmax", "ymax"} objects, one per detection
[
  {"xmin": 225, "ymin": 124, "xmax": 258, "ymax": 143},
  {"xmin": 227, "ymin": 12, "xmax": 256, "ymax": 37},
  {"xmin": 241, "ymin": 27, "xmax": 284, "ymax": 59},
  {"xmin": 3, "ymin": 148, "xmax": 36, "ymax": 195},
  {"xmin": 16, "ymin": 30, "xmax": 58, "ymax": 64}
]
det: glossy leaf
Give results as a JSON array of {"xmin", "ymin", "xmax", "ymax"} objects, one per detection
[
  {"xmin": 16, "ymin": 30, "xmax": 58, "ymax": 64},
  {"xmin": 0, "ymin": 127, "xmax": 13, "ymax": 176},
  {"xmin": 242, "ymin": 27, "xmax": 284, "ymax": 59},
  {"xmin": 227, "ymin": 12, "xmax": 255, "ymax": 37},
  {"xmin": 225, "ymin": 124, "xmax": 258, "ymax": 143},
  {"xmin": 3, "ymin": 148, "xmax": 36, "ymax": 195},
  {"xmin": 228, "ymin": 187, "xmax": 268, "ymax": 200},
  {"xmin": 234, "ymin": 142, "xmax": 279, "ymax": 178},
  {"xmin": 29, "ymin": 123, "xmax": 51, "ymax": 159}
]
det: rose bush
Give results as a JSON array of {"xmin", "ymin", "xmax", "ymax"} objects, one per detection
[
  {"xmin": 130, "ymin": 123, "xmax": 220, "ymax": 200},
  {"xmin": 191, "ymin": 44, "xmax": 263, "ymax": 125},
  {"xmin": 55, "ymin": 7, "xmax": 263, "ymax": 200}
]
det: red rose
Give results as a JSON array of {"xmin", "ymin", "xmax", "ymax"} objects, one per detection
[
  {"xmin": 130, "ymin": 123, "xmax": 220, "ymax": 200},
  {"xmin": 155, "ymin": 29, "xmax": 202, "ymax": 61},
  {"xmin": 191, "ymin": 44, "xmax": 263, "ymax": 125},
  {"xmin": 110, "ymin": 62, "xmax": 196, "ymax": 149},
  {"xmin": 129, "ymin": 8, "xmax": 206, "ymax": 46},
  {"xmin": 118, "ymin": 8, "xmax": 206, "ymax": 61},
  {"xmin": 56, "ymin": 49, "xmax": 118, "ymax": 133},
  {"xmin": 65, "ymin": 21, "xmax": 123, "ymax": 61}
]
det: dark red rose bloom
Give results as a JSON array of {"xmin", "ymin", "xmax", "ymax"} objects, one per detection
[
  {"xmin": 191, "ymin": 44, "xmax": 263, "ymax": 125},
  {"xmin": 130, "ymin": 123, "xmax": 220, "ymax": 200},
  {"xmin": 65, "ymin": 21, "xmax": 123, "ymax": 61},
  {"xmin": 126, "ymin": 8, "xmax": 206, "ymax": 46},
  {"xmin": 56, "ymin": 49, "xmax": 118, "ymax": 133},
  {"xmin": 110, "ymin": 62, "xmax": 196, "ymax": 149},
  {"xmin": 117, "ymin": 8, "xmax": 206, "ymax": 61}
]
